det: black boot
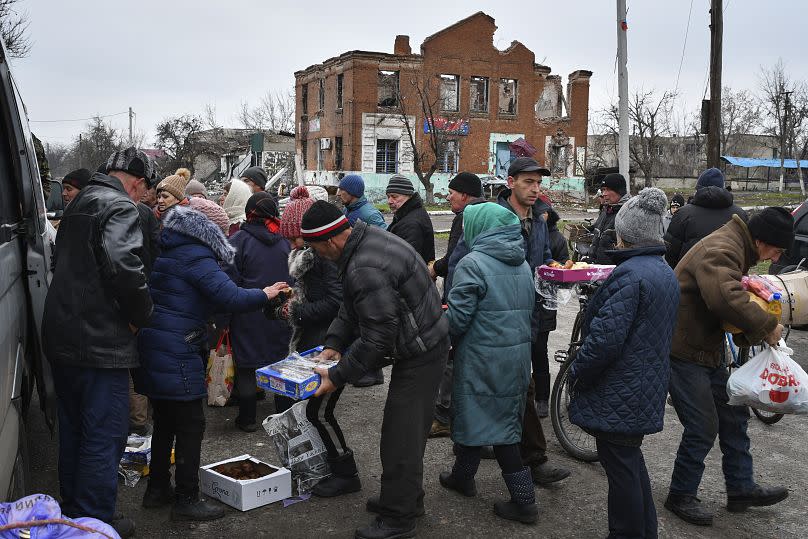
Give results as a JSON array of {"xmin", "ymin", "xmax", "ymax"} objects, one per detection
[
  {"xmin": 171, "ymin": 494, "xmax": 226, "ymax": 522},
  {"xmin": 366, "ymin": 495, "xmax": 425, "ymax": 518},
  {"xmin": 439, "ymin": 445, "xmax": 480, "ymax": 497},
  {"xmin": 142, "ymin": 480, "xmax": 174, "ymax": 508},
  {"xmin": 727, "ymin": 485, "xmax": 789, "ymax": 513},
  {"xmin": 312, "ymin": 450, "xmax": 362, "ymax": 497},
  {"xmin": 106, "ymin": 513, "xmax": 135, "ymax": 539},
  {"xmin": 353, "ymin": 369, "xmax": 384, "ymax": 388},
  {"xmin": 664, "ymin": 493, "xmax": 713, "ymax": 526},
  {"xmin": 354, "ymin": 516, "xmax": 416, "ymax": 539},
  {"xmin": 494, "ymin": 467, "xmax": 539, "ymax": 524},
  {"xmin": 529, "ymin": 461, "xmax": 571, "ymax": 486}
]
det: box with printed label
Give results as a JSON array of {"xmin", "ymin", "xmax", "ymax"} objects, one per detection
[
  {"xmin": 255, "ymin": 346, "xmax": 338, "ymax": 401},
  {"xmin": 537, "ymin": 264, "xmax": 615, "ymax": 283},
  {"xmin": 199, "ymin": 454, "xmax": 291, "ymax": 511}
]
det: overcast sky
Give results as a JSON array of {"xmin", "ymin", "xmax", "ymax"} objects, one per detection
[{"xmin": 11, "ymin": 0, "xmax": 807, "ymax": 147}]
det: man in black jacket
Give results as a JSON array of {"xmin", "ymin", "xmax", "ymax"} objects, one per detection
[
  {"xmin": 590, "ymin": 173, "xmax": 631, "ymax": 264},
  {"xmin": 43, "ymin": 147, "xmax": 154, "ymax": 538},
  {"xmin": 304, "ymin": 201, "xmax": 449, "ymax": 539},
  {"xmin": 385, "ymin": 175, "xmax": 435, "ymax": 263},
  {"xmin": 428, "ymin": 172, "xmax": 484, "ymax": 437},
  {"xmin": 664, "ymin": 167, "xmax": 747, "ymax": 268}
]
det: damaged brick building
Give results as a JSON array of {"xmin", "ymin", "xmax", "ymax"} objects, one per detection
[{"xmin": 294, "ymin": 11, "xmax": 592, "ymax": 198}]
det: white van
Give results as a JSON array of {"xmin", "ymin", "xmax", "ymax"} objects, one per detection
[{"xmin": 0, "ymin": 41, "xmax": 54, "ymax": 500}]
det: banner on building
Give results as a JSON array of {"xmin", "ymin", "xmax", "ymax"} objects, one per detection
[{"xmin": 423, "ymin": 117, "xmax": 469, "ymax": 136}]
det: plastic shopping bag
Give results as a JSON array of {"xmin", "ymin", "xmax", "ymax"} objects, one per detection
[
  {"xmin": 206, "ymin": 331, "xmax": 235, "ymax": 406},
  {"xmin": 727, "ymin": 341, "xmax": 808, "ymax": 414},
  {"xmin": 262, "ymin": 401, "xmax": 331, "ymax": 494},
  {"xmin": 0, "ymin": 494, "xmax": 119, "ymax": 538}
]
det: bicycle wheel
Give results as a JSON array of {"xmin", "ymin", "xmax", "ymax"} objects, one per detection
[
  {"xmin": 550, "ymin": 355, "xmax": 599, "ymax": 462},
  {"xmin": 735, "ymin": 347, "xmax": 785, "ymax": 425}
]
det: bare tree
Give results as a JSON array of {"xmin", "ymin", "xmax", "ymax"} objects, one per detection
[
  {"xmin": 0, "ymin": 0, "xmax": 30, "ymax": 58},
  {"xmin": 238, "ymin": 91, "xmax": 295, "ymax": 133},
  {"xmin": 721, "ymin": 86, "xmax": 762, "ymax": 156},
  {"xmin": 154, "ymin": 114, "xmax": 204, "ymax": 172},
  {"xmin": 600, "ymin": 89, "xmax": 677, "ymax": 187},
  {"xmin": 393, "ymin": 76, "xmax": 459, "ymax": 204},
  {"xmin": 71, "ymin": 117, "xmax": 124, "ymax": 172},
  {"xmin": 43, "ymin": 142, "xmax": 72, "ymax": 177}
]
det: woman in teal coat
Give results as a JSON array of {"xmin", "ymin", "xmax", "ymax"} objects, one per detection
[{"xmin": 439, "ymin": 202, "xmax": 538, "ymax": 524}]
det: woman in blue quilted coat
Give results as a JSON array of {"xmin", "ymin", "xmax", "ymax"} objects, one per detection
[
  {"xmin": 439, "ymin": 202, "xmax": 538, "ymax": 524},
  {"xmin": 135, "ymin": 205, "xmax": 286, "ymax": 521},
  {"xmin": 569, "ymin": 188, "xmax": 680, "ymax": 539}
]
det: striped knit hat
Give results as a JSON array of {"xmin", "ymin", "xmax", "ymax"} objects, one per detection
[
  {"xmin": 386, "ymin": 175, "xmax": 415, "ymax": 196},
  {"xmin": 301, "ymin": 200, "xmax": 350, "ymax": 242},
  {"xmin": 280, "ymin": 186, "xmax": 315, "ymax": 240}
]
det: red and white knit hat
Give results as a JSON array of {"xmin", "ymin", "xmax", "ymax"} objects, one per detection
[
  {"xmin": 280, "ymin": 186, "xmax": 315, "ymax": 240},
  {"xmin": 300, "ymin": 200, "xmax": 350, "ymax": 242}
]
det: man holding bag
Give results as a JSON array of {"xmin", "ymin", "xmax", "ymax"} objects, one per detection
[{"xmin": 665, "ymin": 207, "xmax": 793, "ymax": 527}]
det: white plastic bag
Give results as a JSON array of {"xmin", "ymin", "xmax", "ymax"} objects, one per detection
[
  {"xmin": 727, "ymin": 341, "xmax": 808, "ymax": 414},
  {"xmin": 206, "ymin": 331, "xmax": 235, "ymax": 406},
  {"xmin": 262, "ymin": 401, "xmax": 331, "ymax": 494}
]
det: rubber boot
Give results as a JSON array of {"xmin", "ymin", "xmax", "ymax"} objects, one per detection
[
  {"xmin": 312, "ymin": 449, "xmax": 362, "ymax": 497},
  {"xmin": 171, "ymin": 494, "xmax": 226, "ymax": 522},
  {"xmin": 494, "ymin": 467, "xmax": 539, "ymax": 524},
  {"xmin": 439, "ymin": 444, "xmax": 479, "ymax": 497}
]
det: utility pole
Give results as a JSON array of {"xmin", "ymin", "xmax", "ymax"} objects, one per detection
[
  {"xmin": 779, "ymin": 91, "xmax": 792, "ymax": 192},
  {"xmin": 78, "ymin": 133, "xmax": 82, "ymax": 168},
  {"xmin": 706, "ymin": 0, "xmax": 723, "ymax": 169},
  {"xmin": 128, "ymin": 106, "xmax": 134, "ymax": 144},
  {"xmin": 616, "ymin": 0, "xmax": 630, "ymax": 195}
]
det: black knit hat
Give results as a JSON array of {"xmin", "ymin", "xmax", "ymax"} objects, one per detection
[
  {"xmin": 601, "ymin": 173, "xmax": 627, "ymax": 196},
  {"xmin": 244, "ymin": 192, "xmax": 278, "ymax": 222},
  {"xmin": 63, "ymin": 168, "xmax": 92, "ymax": 190},
  {"xmin": 386, "ymin": 175, "xmax": 415, "ymax": 196},
  {"xmin": 241, "ymin": 166, "xmax": 268, "ymax": 189},
  {"xmin": 670, "ymin": 193, "xmax": 685, "ymax": 208},
  {"xmin": 747, "ymin": 207, "xmax": 794, "ymax": 249},
  {"xmin": 301, "ymin": 200, "xmax": 350, "ymax": 242},
  {"xmin": 448, "ymin": 172, "xmax": 482, "ymax": 197}
]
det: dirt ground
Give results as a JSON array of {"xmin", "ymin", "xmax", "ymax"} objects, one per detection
[{"xmin": 25, "ymin": 236, "xmax": 808, "ymax": 538}]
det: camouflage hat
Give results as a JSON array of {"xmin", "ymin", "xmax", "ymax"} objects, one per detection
[{"xmin": 106, "ymin": 146, "xmax": 155, "ymax": 180}]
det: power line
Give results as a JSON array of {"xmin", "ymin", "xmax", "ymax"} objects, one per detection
[
  {"xmin": 30, "ymin": 111, "xmax": 129, "ymax": 123},
  {"xmin": 674, "ymin": 0, "xmax": 695, "ymax": 94}
]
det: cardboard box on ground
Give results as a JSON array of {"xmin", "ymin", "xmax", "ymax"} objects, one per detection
[{"xmin": 200, "ymin": 455, "xmax": 292, "ymax": 511}]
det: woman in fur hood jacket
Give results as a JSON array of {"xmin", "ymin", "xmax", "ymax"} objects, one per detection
[{"xmin": 267, "ymin": 186, "xmax": 356, "ymax": 498}]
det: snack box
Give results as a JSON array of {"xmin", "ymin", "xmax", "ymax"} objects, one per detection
[
  {"xmin": 200, "ymin": 454, "xmax": 291, "ymax": 511},
  {"xmin": 537, "ymin": 264, "xmax": 616, "ymax": 283},
  {"xmin": 256, "ymin": 346, "xmax": 338, "ymax": 400}
]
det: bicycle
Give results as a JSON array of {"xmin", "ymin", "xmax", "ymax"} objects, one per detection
[{"xmin": 549, "ymin": 281, "xmax": 600, "ymax": 462}]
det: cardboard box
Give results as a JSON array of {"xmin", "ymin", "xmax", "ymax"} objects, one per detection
[
  {"xmin": 255, "ymin": 346, "xmax": 338, "ymax": 400},
  {"xmin": 537, "ymin": 264, "xmax": 615, "ymax": 283},
  {"xmin": 200, "ymin": 454, "xmax": 291, "ymax": 511}
]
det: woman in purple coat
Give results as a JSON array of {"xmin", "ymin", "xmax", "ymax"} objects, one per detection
[{"xmin": 227, "ymin": 193, "xmax": 293, "ymax": 430}]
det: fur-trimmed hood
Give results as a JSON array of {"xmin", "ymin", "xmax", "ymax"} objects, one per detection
[
  {"xmin": 161, "ymin": 205, "xmax": 236, "ymax": 264},
  {"xmin": 288, "ymin": 247, "xmax": 317, "ymax": 280}
]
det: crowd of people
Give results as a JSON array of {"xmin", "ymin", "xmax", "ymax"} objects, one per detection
[{"xmin": 43, "ymin": 147, "xmax": 795, "ymax": 538}]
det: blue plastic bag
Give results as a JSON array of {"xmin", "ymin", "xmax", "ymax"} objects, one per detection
[{"xmin": 0, "ymin": 494, "xmax": 119, "ymax": 538}]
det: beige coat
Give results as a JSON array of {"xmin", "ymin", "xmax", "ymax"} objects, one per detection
[{"xmin": 671, "ymin": 215, "xmax": 778, "ymax": 368}]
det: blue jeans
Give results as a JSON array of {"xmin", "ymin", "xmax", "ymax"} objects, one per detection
[
  {"xmin": 53, "ymin": 364, "xmax": 129, "ymax": 521},
  {"xmin": 668, "ymin": 358, "xmax": 755, "ymax": 496}
]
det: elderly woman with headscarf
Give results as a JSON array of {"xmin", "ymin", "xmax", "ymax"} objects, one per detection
[
  {"xmin": 227, "ymin": 192, "xmax": 293, "ymax": 430},
  {"xmin": 222, "ymin": 178, "xmax": 252, "ymax": 237},
  {"xmin": 438, "ymin": 202, "xmax": 538, "ymax": 524}
]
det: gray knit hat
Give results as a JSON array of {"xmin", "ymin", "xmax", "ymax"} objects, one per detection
[
  {"xmin": 386, "ymin": 174, "xmax": 415, "ymax": 196},
  {"xmin": 615, "ymin": 187, "xmax": 668, "ymax": 246}
]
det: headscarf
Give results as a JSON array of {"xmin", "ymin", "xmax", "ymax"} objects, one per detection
[
  {"xmin": 463, "ymin": 202, "xmax": 520, "ymax": 248},
  {"xmin": 223, "ymin": 178, "xmax": 252, "ymax": 225},
  {"xmin": 245, "ymin": 192, "xmax": 281, "ymax": 234}
]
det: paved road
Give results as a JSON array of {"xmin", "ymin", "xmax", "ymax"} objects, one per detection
[{"xmin": 25, "ymin": 240, "xmax": 808, "ymax": 538}]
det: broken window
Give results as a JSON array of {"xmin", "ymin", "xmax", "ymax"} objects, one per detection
[
  {"xmin": 499, "ymin": 78, "xmax": 518, "ymax": 115},
  {"xmin": 440, "ymin": 74, "xmax": 459, "ymax": 112},
  {"xmin": 376, "ymin": 139, "xmax": 398, "ymax": 173},
  {"xmin": 378, "ymin": 70, "xmax": 399, "ymax": 107},
  {"xmin": 301, "ymin": 140, "xmax": 308, "ymax": 169},
  {"xmin": 318, "ymin": 79, "xmax": 325, "ymax": 111},
  {"xmin": 439, "ymin": 140, "xmax": 459, "ymax": 174},
  {"xmin": 337, "ymin": 74, "xmax": 344, "ymax": 109},
  {"xmin": 301, "ymin": 84, "xmax": 308, "ymax": 115},
  {"xmin": 470, "ymin": 76, "xmax": 489, "ymax": 113},
  {"xmin": 335, "ymin": 137, "xmax": 343, "ymax": 170}
]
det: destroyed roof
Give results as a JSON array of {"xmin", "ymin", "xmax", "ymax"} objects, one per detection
[{"xmin": 421, "ymin": 11, "xmax": 495, "ymax": 44}]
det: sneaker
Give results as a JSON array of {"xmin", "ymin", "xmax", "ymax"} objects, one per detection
[
  {"xmin": 529, "ymin": 462, "xmax": 571, "ymax": 486},
  {"xmin": 664, "ymin": 493, "xmax": 713, "ymax": 526},
  {"xmin": 354, "ymin": 516, "xmax": 416, "ymax": 539},
  {"xmin": 171, "ymin": 495, "xmax": 226, "ymax": 522},
  {"xmin": 535, "ymin": 400, "xmax": 549, "ymax": 418},
  {"xmin": 428, "ymin": 420, "xmax": 450, "ymax": 438},
  {"xmin": 727, "ymin": 485, "xmax": 788, "ymax": 513}
]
